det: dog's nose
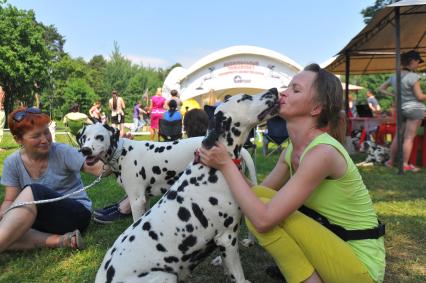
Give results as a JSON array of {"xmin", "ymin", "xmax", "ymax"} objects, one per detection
[{"xmin": 81, "ymin": 147, "xmax": 92, "ymax": 156}]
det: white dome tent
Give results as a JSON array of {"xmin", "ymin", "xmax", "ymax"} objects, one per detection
[{"xmin": 162, "ymin": 45, "xmax": 302, "ymax": 106}]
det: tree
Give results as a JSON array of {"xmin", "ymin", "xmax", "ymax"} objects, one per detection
[
  {"xmin": 0, "ymin": 2, "xmax": 54, "ymax": 114},
  {"xmin": 361, "ymin": 0, "xmax": 399, "ymax": 24},
  {"xmin": 61, "ymin": 78, "xmax": 98, "ymax": 115}
]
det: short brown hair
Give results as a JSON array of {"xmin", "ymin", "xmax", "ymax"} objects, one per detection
[
  {"xmin": 8, "ymin": 107, "xmax": 51, "ymax": 138},
  {"xmin": 184, "ymin": 109, "xmax": 209, "ymax": 138}
]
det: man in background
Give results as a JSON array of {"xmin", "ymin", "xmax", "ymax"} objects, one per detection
[{"xmin": 366, "ymin": 89, "xmax": 381, "ymax": 116}]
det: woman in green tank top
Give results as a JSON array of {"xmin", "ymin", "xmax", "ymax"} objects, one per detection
[{"xmin": 199, "ymin": 63, "xmax": 385, "ymax": 283}]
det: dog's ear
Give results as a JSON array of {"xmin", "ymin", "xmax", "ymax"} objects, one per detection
[
  {"xmin": 202, "ymin": 111, "xmax": 225, "ymax": 149},
  {"xmin": 76, "ymin": 126, "xmax": 85, "ymax": 146}
]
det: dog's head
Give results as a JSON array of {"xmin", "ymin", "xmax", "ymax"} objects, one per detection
[
  {"xmin": 77, "ymin": 123, "xmax": 120, "ymax": 165},
  {"xmin": 203, "ymin": 88, "xmax": 279, "ymax": 156}
]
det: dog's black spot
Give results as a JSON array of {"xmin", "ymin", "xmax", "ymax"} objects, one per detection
[
  {"xmin": 209, "ymin": 197, "xmax": 218, "ymax": 205},
  {"xmin": 237, "ymin": 94, "xmax": 253, "ymax": 102},
  {"xmin": 152, "ymin": 166, "xmax": 161, "ymax": 175},
  {"xmin": 173, "ymin": 140, "xmax": 179, "ymax": 145},
  {"xmin": 177, "ymin": 180, "xmax": 189, "ymax": 192},
  {"xmin": 129, "ymin": 235, "xmax": 135, "ymax": 242},
  {"xmin": 149, "ymin": 144, "xmax": 155, "ymax": 150},
  {"xmin": 232, "ymin": 238, "xmax": 237, "ymax": 246},
  {"xmin": 224, "ymin": 216, "xmax": 234, "ymax": 227},
  {"xmin": 192, "ymin": 203, "xmax": 208, "ymax": 228},
  {"xmin": 156, "ymin": 243, "xmax": 167, "ymax": 252},
  {"xmin": 165, "ymin": 160, "xmax": 169, "ymax": 163},
  {"xmin": 160, "ymin": 187, "xmax": 167, "ymax": 194},
  {"xmin": 121, "ymin": 235, "xmax": 128, "ymax": 242},
  {"xmin": 185, "ymin": 168, "xmax": 192, "ymax": 175},
  {"xmin": 121, "ymin": 148, "xmax": 127, "ymax": 156},
  {"xmin": 110, "ymin": 247, "xmax": 117, "ymax": 255},
  {"xmin": 189, "ymin": 177, "xmax": 198, "ymax": 185},
  {"xmin": 167, "ymin": 190, "xmax": 177, "ymax": 200},
  {"xmin": 150, "ymin": 177, "xmax": 156, "ymax": 184},
  {"xmin": 178, "ymin": 235, "xmax": 197, "ymax": 253},
  {"xmin": 166, "ymin": 170, "xmax": 176, "ymax": 180},
  {"xmin": 166, "ymin": 145, "xmax": 172, "ymax": 150},
  {"xmin": 155, "ymin": 146, "xmax": 165, "ymax": 153},
  {"xmin": 128, "ymin": 145, "xmax": 134, "ymax": 151},
  {"xmin": 196, "ymin": 174, "xmax": 205, "ymax": 181},
  {"xmin": 177, "ymin": 195, "xmax": 184, "ymax": 203},
  {"xmin": 104, "ymin": 257, "xmax": 112, "ymax": 270},
  {"xmin": 106, "ymin": 265, "xmax": 115, "ymax": 283},
  {"xmin": 149, "ymin": 231, "xmax": 158, "ymax": 241},
  {"xmin": 233, "ymin": 223, "xmax": 239, "ymax": 232},
  {"xmin": 139, "ymin": 166, "xmax": 146, "ymax": 179},
  {"xmin": 132, "ymin": 218, "xmax": 142, "ymax": 229},
  {"xmin": 233, "ymin": 145, "xmax": 242, "ymax": 159},
  {"xmin": 134, "ymin": 160, "xmax": 137, "ymax": 166},
  {"xmin": 146, "ymin": 185, "xmax": 152, "ymax": 196},
  {"xmin": 178, "ymin": 207, "xmax": 191, "ymax": 222},
  {"xmin": 164, "ymin": 256, "xmax": 179, "ymax": 263},
  {"xmin": 186, "ymin": 224, "xmax": 194, "ymax": 232},
  {"xmin": 138, "ymin": 272, "xmax": 149, "ymax": 277},
  {"xmin": 142, "ymin": 222, "xmax": 151, "ymax": 231},
  {"xmin": 208, "ymin": 168, "xmax": 218, "ymax": 183},
  {"xmin": 234, "ymin": 122, "xmax": 240, "ymax": 127}
]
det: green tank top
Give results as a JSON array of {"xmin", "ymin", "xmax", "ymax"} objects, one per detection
[{"xmin": 285, "ymin": 133, "xmax": 385, "ymax": 282}]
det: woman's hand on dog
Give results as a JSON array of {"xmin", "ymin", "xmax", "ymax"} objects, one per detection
[{"xmin": 198, "ymin": 143, "xmax": 232, "ymax": 171}]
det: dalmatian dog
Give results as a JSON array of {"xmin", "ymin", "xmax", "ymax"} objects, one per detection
[
  {"xmin": 95, "ymin": 88, "xmax": 279, "ymax": 283},
  {"xmin": 77, "ymin": 124, "xmax": 257, "ymax": 223},
  {"xmin": 356, "ymin": 141, "xmax": 390, "ymax": 167}
]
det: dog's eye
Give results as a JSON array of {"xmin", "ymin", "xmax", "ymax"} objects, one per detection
[{"xmin": 95, "ymin": 135, "xmax": 105, "ymax": 142}]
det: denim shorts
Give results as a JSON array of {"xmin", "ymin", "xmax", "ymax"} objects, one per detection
[{"xmin": 28, "ymin": 184, "xmax": 92, "ymax": 234}]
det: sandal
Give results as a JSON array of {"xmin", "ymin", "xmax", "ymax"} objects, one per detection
[
  {"xmin": 403, "ymin": 164, "xmax": 420, "ymax": 173},
  {"xmin": 60, "ymin": 229, "xmax": 85, "ymax": 250}
]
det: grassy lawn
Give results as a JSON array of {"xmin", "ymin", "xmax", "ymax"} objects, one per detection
[{"xmin": 0, "ymin": 131, "xmax": 425, "ymax": 282}]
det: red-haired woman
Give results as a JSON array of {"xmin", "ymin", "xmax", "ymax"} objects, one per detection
[{"xmin": 0, "ymin": 107, "xmax": 103, "ymax": 253}]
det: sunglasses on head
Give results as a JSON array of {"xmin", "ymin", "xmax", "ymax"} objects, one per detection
[{"xmin": 13, "ymin": 107, "xmax": 42, "ymax": 122}]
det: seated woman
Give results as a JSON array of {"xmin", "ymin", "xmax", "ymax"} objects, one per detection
[
  {"xmin": 162, "ymin": 100, "xmax": 182, "ymax": 122},
  {"xmin": 0, "ymin": 107, "xmax": 104, "ymax": 252}
]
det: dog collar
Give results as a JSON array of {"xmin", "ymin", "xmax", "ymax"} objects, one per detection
[{"xmin": 108, "ymin": 139, "xmax": 124, "ymax": 170}]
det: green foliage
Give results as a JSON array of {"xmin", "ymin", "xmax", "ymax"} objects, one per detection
[
  {"xmin": 0, "ymin": 2, "xmax": 54, "ymax": 113},
  {"xmin": 61, "ymin": 78, "xmax": 99, "ymax": 114},
  {"xmin": 360, "ymin": 0, "xmax": 399, "ymax": 24}
]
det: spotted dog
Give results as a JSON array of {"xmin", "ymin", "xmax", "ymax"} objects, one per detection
[
  {"xmin": 77, "ymin": 124, "xmax": 257, "ymax": 222},
  {"xmin": 356, "ymin": 141, "xmax": 390, "ymax": 167},
  {"xmin": 95, "ymin": 88, "xmax": 279, "ymax": 283}
]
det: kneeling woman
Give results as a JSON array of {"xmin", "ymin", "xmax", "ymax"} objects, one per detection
[
  {"xmin": 0, "ymin": 108, "xmax": 103, "ymax": 252},
  {"xmin": 200, "ymin": 64, "xmax": 385, "ymax": 283}
]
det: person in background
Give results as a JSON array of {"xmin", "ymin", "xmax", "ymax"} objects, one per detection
[
  {"xmin": 108, "ymin": 90, "xmax": 126, "ymax": 137},
  {"xmin": 0, "ymin": 107, "xmax": 104, "ymax": 252},
  {"xmin": 149, "ymin": 87, "xmax": 166, "ymax": 140},
  {"xmin": 89, "ymin": 101, "xmax": 102, "ymax": 123},
  {"xmin": 379, "ymin": 50, "xmax": 426, "ymax": 172},
  {"xmin": 132, "ymin": 101, "xmax": 147, "ymax": 132},
  {"xmin": 366, "ymin": 89, "xmax": 381, "ymax": 116},
  {"xmin": 0, "ymin": 86, "xmax": 5, "ymax": 146},
  {"xmin": 63, "ymin": 103, "xmax": 92, "ymax": 136},
  {"xmin": 166, "ymin": 89, "xmax": 182, "ymax": 111},
  {"xmin": 162, "ymin": 100, "xmax": 182, "ymax": 122},
  {"xmin": 93, "ymin": 106, "xmax": 209, "ymax": 224},
  {"xmin": 183, "ymin": 108, "xmax": 209, "ymax": 138},
  {"xmin": 199, "ymin": 63, "xmax": 385, "ymax": 283}
]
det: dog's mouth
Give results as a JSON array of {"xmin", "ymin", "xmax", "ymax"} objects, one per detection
[
  {"xmin": 84, "ymin": 155, "xmax": 100, "ymax": 166},
  {"xmin": 258, "ymin": 101, "xmax": 280, "ymax": 121}
]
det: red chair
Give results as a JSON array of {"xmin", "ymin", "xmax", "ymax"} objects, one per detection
[
  {"xmin": 375, "ymin": 122, "xmax": 396, "ymax": 145},
  {"xmin": 408, "ymin": 127, "xmax": 425, "ymax": 167}
]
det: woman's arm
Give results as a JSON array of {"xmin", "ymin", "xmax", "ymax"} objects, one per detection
[
  {"xmin": 200, "ymin": 143, "xmax": 346, "ymax": 233},
  {"xmin": 260, "ymin": 148, "xmax": 290, "ymax": 190},
  {"xmin": 0, "ymin": 187, "xmax": 19, "ymax": 219},
  {"xmin": 413, "ymin": 81, "xmax": 426, "ymax": 101},
  {"xmin": 379, "ymin": 81, "xmax": 394, "ymax": 97}
]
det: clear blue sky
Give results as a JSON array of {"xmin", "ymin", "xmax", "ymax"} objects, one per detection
[{"xmin": 8, "ymin": 0, "xmax": 374, "ymax": 68}]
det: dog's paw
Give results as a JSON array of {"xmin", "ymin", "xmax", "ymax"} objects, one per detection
[
  {"xmin": 210, "ymin": 256, "xmax": 222, "ymax": 266},
  {"xmin": 240, "ymin": 238, "xmax": 255, "ymax": 248}
]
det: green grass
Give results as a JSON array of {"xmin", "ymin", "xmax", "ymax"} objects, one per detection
[{"xmin": 0, "ymin": 133, "xmax": 425, "ymax": 282}]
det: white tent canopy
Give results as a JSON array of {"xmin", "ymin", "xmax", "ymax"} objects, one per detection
[{"xmin": 162, "ymin": 45, "xmax": 302, "ymax": 106}]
